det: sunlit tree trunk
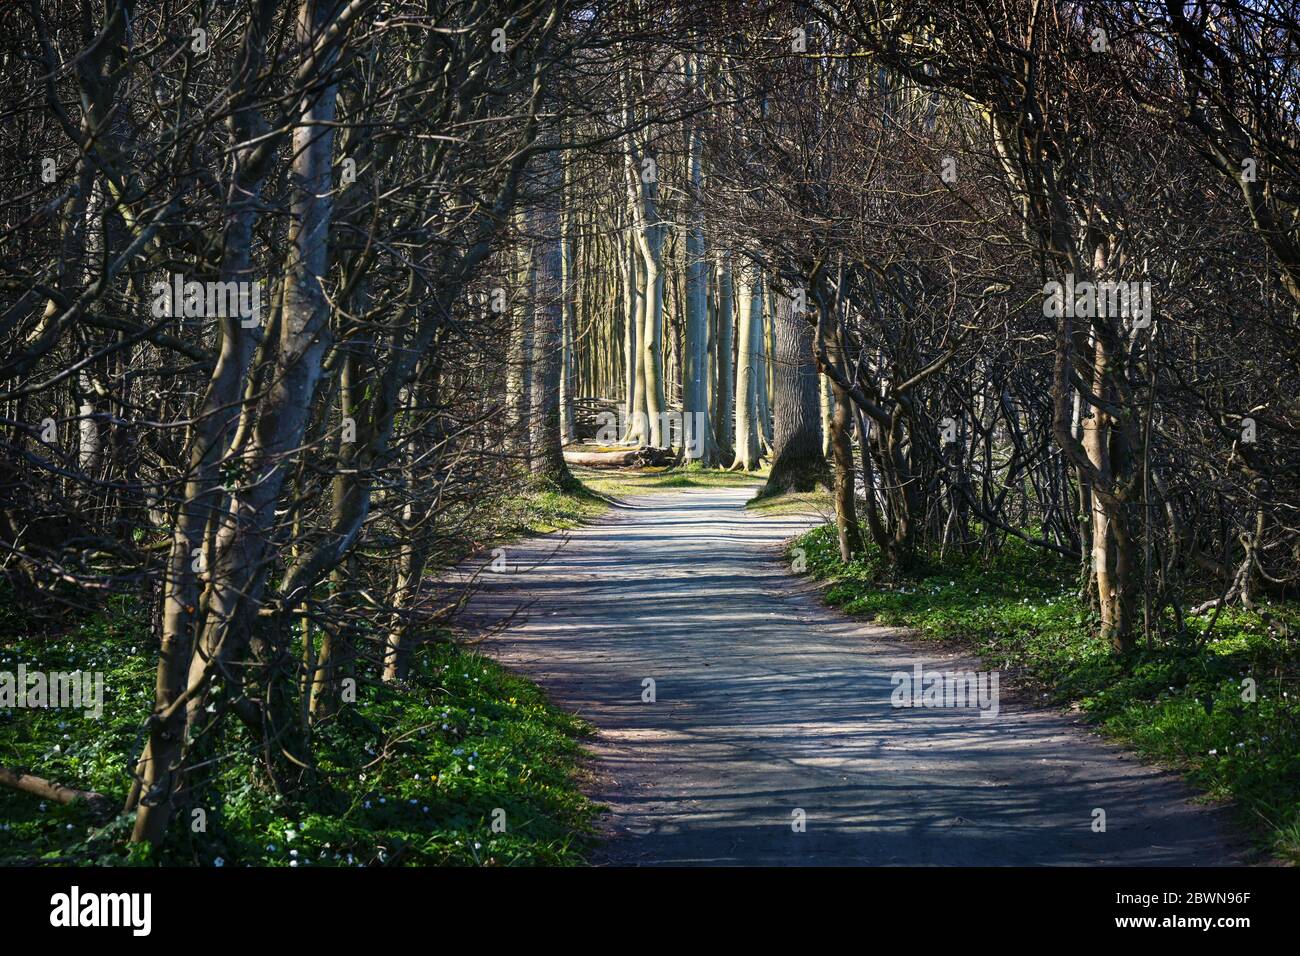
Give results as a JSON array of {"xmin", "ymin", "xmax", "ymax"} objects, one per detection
[
  {"xmin": 560, "ymin": 160, "xmax": 577, "ymax": 445},
  {"xmin": 761, "ymin": 290, "xmax": 825, "ymax": 495},
  {"xmin": 819, "ymin": 371, "xmax": 834, "ymax": 458},
  {"xmin": 529, "ymin": 141, "xmax": 574, "ymax": 484},
  {"xmin": 732, "ymin": 265, "xmax": 761, "ymax": 470},
  {"xmin": 624, "ymin": 77, "xmax": 665, "ymax": 447},
  {"xmin": 682, "ymin": 55, "xmax": 711, "ymax": 463},
  {"xmin": 713, "ymin": 252, "xmax": 735, "ymax": 463},
  {"xmin": 755, "ymin": 284, "xmax": 772, "ymax": 451},
  {"xmin": 625, "ymin": 236, "xmax": 648, "ymax": 443},
  {"xmin": 506, "ymin": 208, "xmax": 535, "ymax": 461}
]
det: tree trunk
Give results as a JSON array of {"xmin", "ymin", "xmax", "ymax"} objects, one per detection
[
  {"xmin": 625, "ymin": 235, "xmax": 648, "ymax": 443},
  {"xmin": 732, "ymin": 264, "xmax": 761, "ymax": 470},
  {"xmin": 819, "ymin": 369, "xmax": 834, "ymax": 457},
  {"xmin": 560, "ymin": 162, "xmax": 577, "ymax": 446},
  {"xmin": 816, "ymin": 302, "xmax": 861, "ymax": 561},
  {"xmin": 506, "ymin": 208, "xmax": 535, "ymax": 461},
  {"xmin": 713, "ymin": 252, "xmax": 735, "ymax": 464},
  {"xmin": 624, "ymin": 95, "xmax": 665, "ymax": 448},
  {"xmin": 127, "ymin": 0, "xmax": 280, "ymax": 843},
  {"xmin": 682, "ymin": 65, "xmax": 711, "ymax": 463},
  {"xmin": 529, "ymin": 143, "xmax": 574, "ymax": 485},
  {"xmin": 761, "ymin": 291, "xmax": 826, "ymax": 496}
]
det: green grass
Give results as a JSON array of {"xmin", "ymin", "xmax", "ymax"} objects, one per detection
[
  {"xmin": 793, "ymin": 524, "xmax": 1300, "ymax": 862},
  {"xmin": 423, "ymin": 472, "xmax": 609, "ymax": 574},
  {"xmin": 493, "ymin": 473, "xmax": 609, "ymax": 534},
  {"xmin": 571, "ymin": 461, "xmax": 830, "ymax": 518},
  {"xmin": 747, "ymin": 488, "xmax": 835, "ymax": 517},
  {"xmin": 0, "ymin": 592, "xmax": 599, "ymax": 866},
  {"xmin": 573, "ymin": 461, "xmax": 836, "ymax": 517},
  {"xmin": 573, "ymin": 463, "xmax": 768, "ymax": 498},
  {"xmin": 0, "ymin": 471, "xmax": 610, "ymax": 867}
]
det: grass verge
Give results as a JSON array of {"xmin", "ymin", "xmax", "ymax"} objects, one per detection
[
  {"xmin": 0, "ymin": 591, "xmax": 599, "ymax": 866},
  {"xmin": 0, "ymin": 473, "xmax": 608, "ymax": 866},
  {"xmin": 573, "ymin": 462, "xmax": 768, "ymax": 498}
]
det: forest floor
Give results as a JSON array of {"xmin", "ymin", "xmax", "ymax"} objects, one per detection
[
  {"xmin": 0, "ymin": 475, "xmax": 613, "ymax": 866},
  {"xmin": 466, "ymin": 482, "xmax": 1269, "ymax": 865}
]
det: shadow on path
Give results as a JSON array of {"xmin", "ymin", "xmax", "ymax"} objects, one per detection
[{"xmin": 464, "ymin": 486, "xmax": 1249, "ymax": 866}]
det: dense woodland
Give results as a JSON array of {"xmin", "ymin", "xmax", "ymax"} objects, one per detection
[{"xmin": 1, "ymin": 0, "xmax": 1298, "ymax": 862}]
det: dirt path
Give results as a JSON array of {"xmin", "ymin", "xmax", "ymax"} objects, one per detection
[{"xmin": 464, "ymin": 486, "xmax": 1249, "ymax": 866}]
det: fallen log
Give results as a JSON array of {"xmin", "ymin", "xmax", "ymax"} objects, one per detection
[
  {"xmin": 563, "ymin": 446, "xmax": 677, "ymax": 469},
  {"xmin": 0, "ymin": 766, "xmax": 114, "ymax": 818}
]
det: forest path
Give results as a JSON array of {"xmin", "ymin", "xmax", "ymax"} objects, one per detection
[{"xmin": 464, "ymin": 486, "xmax": 1248, "ymax": 866}]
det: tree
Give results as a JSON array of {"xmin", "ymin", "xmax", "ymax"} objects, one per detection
[{"xmin": 760, "ymin": 287, "xmax": 827, "ymax": 495}]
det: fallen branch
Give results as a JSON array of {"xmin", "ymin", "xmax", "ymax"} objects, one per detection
[
  {"xmin": 0, "ymin": 766, "xmax": 114, "ymax": 818},
  {"xmin": 563, "ymin": 446, "xmax": 677, "ymax": 468}
]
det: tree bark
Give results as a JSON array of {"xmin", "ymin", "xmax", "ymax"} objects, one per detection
[
  {"xmin": 682, "ymin": 59, "xmax": 711, "ymax": 463},
  {"xmin": 529, "ymin": 142, "xmax": 574, "ymax": 484},
  {"xmin": 761, "ymin": 291, "xmax": 826, "ymax": 496},
  {"xmin": 732, "ymin": 264, "xmax": 761, "ymax": 470},
  {"xmin": 713, "ymin": 252, "xmax": 735, "ymax": 464}
]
